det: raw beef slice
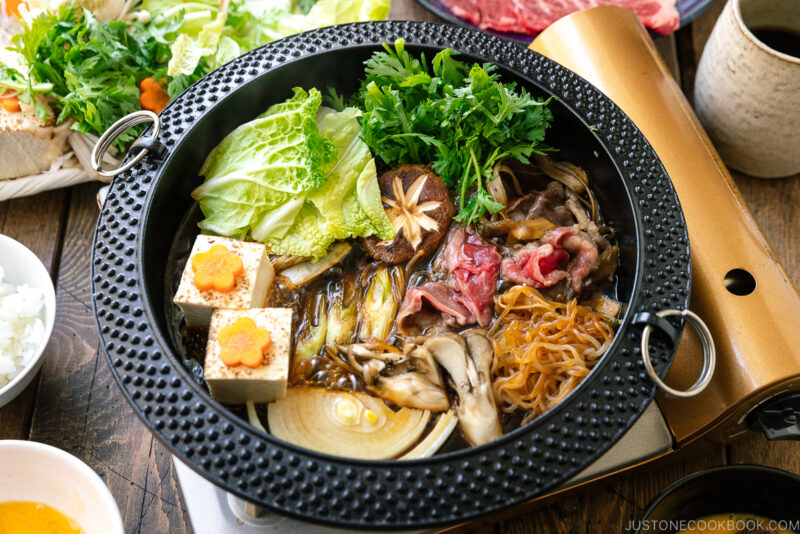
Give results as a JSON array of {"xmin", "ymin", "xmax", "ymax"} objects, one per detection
[{"xmin": 440, "ymin": 0, "xmax": 680, "ymax": 35}]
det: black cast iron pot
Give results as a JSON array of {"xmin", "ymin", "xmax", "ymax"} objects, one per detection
[{"xmin": 91, "ymin": 20, "xmax": 691, "ymax": 529}]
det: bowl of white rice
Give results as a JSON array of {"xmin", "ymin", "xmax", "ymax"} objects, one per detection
[{"xmin": 0, "ymin": 234, "xmax": 56, "ymax": 408}]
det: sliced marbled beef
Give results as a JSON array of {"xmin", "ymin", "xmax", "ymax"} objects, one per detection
[{"xmin": 441, "ymin": 0, "xmax": 680, "ymax": 35}]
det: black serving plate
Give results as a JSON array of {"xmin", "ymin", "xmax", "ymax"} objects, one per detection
[
  {"xmin": 637, "ymin": 465, "xmax": 800, "ymax": 532},
  {"xmin": 91, "ymin": 21, "xmax": 690, "ymax": 529}
]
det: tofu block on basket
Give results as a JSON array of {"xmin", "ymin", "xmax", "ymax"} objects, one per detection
[
  {"xmin": 204, "ymin": 307, "xmax": 292, "ymax": 404},
  {"xmin": 173, "ymin": 235, "xmax": 274, "ymax": 326}
]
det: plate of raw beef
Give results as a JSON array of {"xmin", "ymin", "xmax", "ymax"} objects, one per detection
[{"xmin": 418, "ymin": 0, "xmax": 716, "ymax": 40}]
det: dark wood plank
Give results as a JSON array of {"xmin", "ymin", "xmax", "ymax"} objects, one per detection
[
  {"xmin": 5, "ymin": 5, "xmax": 793, "ymax": 534},
  {"xmin": 389, "ymin": 0, "xmax": 439, "ymax": 21},
  {"xmin": 0, "ymin": 189, "xmax": 68, "ymax": 439},
  {"xmin": 494, "ymin": 448, "xmax": 725, "ymax": 534},
  {"xmin": 678, "ymin": 0, "xmax": 800, "ymax": 519},
  {"xmin": 26, "ymin": 183, "xmax": 191, "ymax": 534},
  {"xmin": 732, "ymin": 173, "xmax": 800, "ymax": 285},
  {"xmin": 654, "ymin": 35, "xmax": 681, "ymax": 83},
  {"xmin": 676, "ymin": 1, "xmax": 724, "ymax": 103},
  {"xmin": 728, "ymin": 434, "xmax": 800, "ymax": 474}
]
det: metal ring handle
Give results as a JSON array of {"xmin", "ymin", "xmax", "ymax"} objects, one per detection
[
  {"xmin": 641, "ymin": 309, "xmax": 715, "ymax": 398},
  {"xmin": 91, "ymin": 110, "xmax": 160, "ymax": 178}
]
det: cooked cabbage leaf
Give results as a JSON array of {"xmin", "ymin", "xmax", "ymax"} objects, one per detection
[
  {"xmin": 193, "ymin": 94, "xmax": 394, "ymax": 260},
  {"xmin": 308, "ymin": 107, "xmax": 394, "ymax": 241},
  {"xmin": 192, "ymin": 87, "xmax": 335, "ymax": 237},
  {"xmin": 257, "ymin": 106, "xmax": 394, "ymax": 258}
]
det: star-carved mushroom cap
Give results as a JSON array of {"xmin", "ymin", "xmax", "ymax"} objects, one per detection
[{"xmin": 362, "ymin": 164, "xmax": 455, "ymax": 264}]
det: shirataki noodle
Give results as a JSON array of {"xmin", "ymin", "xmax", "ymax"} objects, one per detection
[{"xmin": 489, "ymin": 285, "xmax": 617, "ymax": 424}]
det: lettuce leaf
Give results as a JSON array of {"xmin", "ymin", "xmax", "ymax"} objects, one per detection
[{"xmin": 192, "ymin": 87, "xmax": 335, "ymax": 237}]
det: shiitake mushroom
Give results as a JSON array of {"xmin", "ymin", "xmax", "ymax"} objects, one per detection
[{"xmin": 361, "ymin": 164, "xmax": 455, "ymax": 264}]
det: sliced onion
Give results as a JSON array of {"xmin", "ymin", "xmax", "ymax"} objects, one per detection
[
  {"xmin": 246, "ymin": 401, "xmax": 267, "ymax": 433},
  {"xmin": 535, "ymin": 155, "xmax": 599, "ymax": 223},
  {"xmin": 278, "ymin": 242, "xmax": 351, "ymax": 288},
  {"xmin": 271, "ymin": 255, "xmax": 308, "ymax": 271},
  {"xmin": 488, "ymin": 166, "xmax": 508, "ymax": 207},
  {"xmin": 399, "ymin": 410, "xmax": 458, "ymax": 459},
  {"xmin": 268, "ymin": 387, "xmax": 431, "ymax": 460},
  {"xmin": 534, "ymin": 155, "xmax": 587, "ymax": 194}
]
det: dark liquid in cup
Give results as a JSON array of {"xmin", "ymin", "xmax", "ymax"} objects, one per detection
[{"xmin": 750, "ymin": 26, "xmax": 800, "ymax": 58}]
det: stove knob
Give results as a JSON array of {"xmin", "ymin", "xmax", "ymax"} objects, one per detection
[{"xmin": 747, "ymin": 392, "xmax": 800, "ymax": 440}]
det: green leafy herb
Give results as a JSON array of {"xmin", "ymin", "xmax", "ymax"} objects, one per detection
[
  {"xmin": 3, "ymin": 5, "xmax": 204, "ymax": 146},
  {"xmin": 324, "ymin": 87, "xmax": 347, "ymax": 112},
  {"xmin": 297, "ymin": 0, "xmax": 319, "ymax": 14},
  {"xmin": 356, "ymin": 39, "xmax": 554, "ymax": 226}
]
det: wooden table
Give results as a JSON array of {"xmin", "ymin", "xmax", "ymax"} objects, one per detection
[{"xmin": 1, "ymin": 2, "xmax": 798, "ymax": 532}]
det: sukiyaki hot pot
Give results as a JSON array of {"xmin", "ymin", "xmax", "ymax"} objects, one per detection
[{"xmin": 91, "ymin": 21, "xmax": 691, "ymax": 529}]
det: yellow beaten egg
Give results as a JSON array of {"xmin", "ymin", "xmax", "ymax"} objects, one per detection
[{"xmin": 0, "ymin": 501, "xmax": 85, "ymax": 534}]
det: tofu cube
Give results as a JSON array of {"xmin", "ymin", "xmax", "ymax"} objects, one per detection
[
  {"xmin": 173, "ymin": 235, "xmax": 274, "ymax": 326},
  {"xmin": 204, "ymin": 308, "xmax": 293, "ymax": 404}
]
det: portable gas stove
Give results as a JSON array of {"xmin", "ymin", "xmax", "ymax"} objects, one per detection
[
  {"xmin": 173, "ymin": 402, "xmax": 674, "ymax": 533},
  {"xmin": 167, "ymin": 7, "xmax": 800, "ymax": 533}
]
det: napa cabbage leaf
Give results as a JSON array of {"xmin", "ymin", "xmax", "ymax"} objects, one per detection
[
  {"xmin": 192, "ymin": 87, "xmax": 335, "ymax": 237},
  {"xmin": 193, "ymin": 91, "xmax": 394, "ymax": 260}
]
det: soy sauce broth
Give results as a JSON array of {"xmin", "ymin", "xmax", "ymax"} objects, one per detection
[
  {"xmin": 750, "ymin": 26, "xmax": 800, "ymax": 58},
  {"xmin": 165, "ymin": 196, "xmax": 621, "ymax": 456}
]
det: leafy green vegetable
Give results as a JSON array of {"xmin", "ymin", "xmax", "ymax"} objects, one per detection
[
  {"xmin": 279, "ymin": 0, "xmax": 390, "ymax": 34},
  {"xmin": 297, "ymin": 0, "xmax": 318, "ymax": 14},
  {"xmin": 356, "ymin": 39, "xmax": 554, "ymax": 226},
  {"xmin": 266, "ymin": 105, "xmax": 393, "ymax": 258},
  {"xmin": 193, "ymin": 90, "xmax": 394, "ymax": 260},
  {"xmin": 193, "ymin": 87, "xmax": 335, "ymax": 239},
  {"xmin": 147, "ymin": 0, "xmax": 390, "ymax": 76},
  {"xmin": 0, "ymin": 0, "xmax": 389, "ymax": 152},
  {"xmin": 308, "ymin": 106, "xmax": 394, "ymax": 241},
  {"xmin": 2, "ymin": 5, "xmax": 204, "ymax": 145}
]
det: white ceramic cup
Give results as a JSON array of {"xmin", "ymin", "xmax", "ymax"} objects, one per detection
[
  {"xmin": 0, "ymin": 440, "xmax": 124, "ymax": 534},
  {"xmin": 0, "ymin": 234, "xmax": 56, "ymax": 408},
  {"xmin": 694, "ymin": 0, "xmax": 800, "ymax": 178}
]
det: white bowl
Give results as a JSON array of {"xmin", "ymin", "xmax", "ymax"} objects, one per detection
[
  {"xmin": 0, "ymin": 440, "xmax": 124, "ymax": 534},
  {"xmin": 0, "ymin": 234, "xmax": 56, "ymax": 408}
]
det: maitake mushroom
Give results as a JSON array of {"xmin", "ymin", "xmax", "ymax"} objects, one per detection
[
  {"xmin": 424, "ymin": 331, "xmax": 503, "ymax": 446},
  {"xmin": 362, "ymin": 164, "xmax": 455, "ymax": 264},
  {"xmin": 336, "ymin": 342, "xmax": 449, "ymax": 412}
]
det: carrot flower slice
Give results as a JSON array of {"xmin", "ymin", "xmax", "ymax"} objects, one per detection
[
  {"xmin": 218, "ymin": 317, "xmax": 272, "ymax": 368},
  {"xmin": 191, "ymin": 244, "xmax": 244, "ymax": 292}
]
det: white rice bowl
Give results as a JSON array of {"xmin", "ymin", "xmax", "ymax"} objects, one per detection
[{"xmin": 0, "ymin": 265, "xmax": 46, "ymax": 388}]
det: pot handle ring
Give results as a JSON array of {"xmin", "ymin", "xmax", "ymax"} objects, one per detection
[
  {"xmin": 91, "ymin": 110, "xmax": 166, "ymax": 181},
  {"xmin": 633, "ymin": 309, "xmax": 716, "ymax": 398}
]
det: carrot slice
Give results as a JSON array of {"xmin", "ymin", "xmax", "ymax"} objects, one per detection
[
  {"xmin": 191, "ymin": 244, "xmax": 244, "ymax": 293},
  {"xmin": 1, "ymin": 92, "xmax": 21, "ymax": 113},
  {"xmin": 139, "ymin": 77, "xmax": 170, "ymax": 114},
  {"xmin": 4, "ymin": 0, "xmax": 24, "ymax": 17},
  {"xmin": 218, "ymin": 317, "xmax": 272, "ymax": 368}
]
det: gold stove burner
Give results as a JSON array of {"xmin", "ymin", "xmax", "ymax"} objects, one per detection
[{"xmin": 530, "ymin": 6, "xmax": 800, "ymax": 446}]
